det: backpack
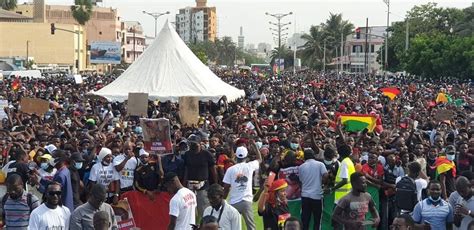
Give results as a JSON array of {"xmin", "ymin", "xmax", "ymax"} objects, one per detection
[
  {"xmin": 1, "ymin": 193, "xmax": 34, "ymax": 219},
  {"xmin": 395, "ymin": 176, "xmax": 418, "ymax": 211}
]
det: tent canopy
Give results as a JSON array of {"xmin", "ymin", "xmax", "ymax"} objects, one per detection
[{"xmin": 91, "ymin": 21, "xmax": 245, "ymax": 103}]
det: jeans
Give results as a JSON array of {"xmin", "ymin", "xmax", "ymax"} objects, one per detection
[
  {"xmin": 301, "ymin": 197, "xmax": 323, "ymax": 230},
  {"xmin": 232, "ymin": 200, "xmax": 256, "ymax": 230}
]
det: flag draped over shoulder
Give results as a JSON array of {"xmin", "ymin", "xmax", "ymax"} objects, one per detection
[
  {"xmin": 338, "ymin": 114, "xmax": 377, "ymax": 133},
  {"xmin": 431, "ymin": 156, "xmax": 456, "ymax": 178},
  {"xmin": 380, "ymin": 87, "xmax": 401, "ymax": 100},
  {"xmin": 436, "ymin": 92, "xmax": 452, "ymax": 104}
]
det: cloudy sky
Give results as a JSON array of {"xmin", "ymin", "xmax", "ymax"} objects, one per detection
[{"xmin": 26, "ymin": 0, "xmax": 472, "ymax": 47}]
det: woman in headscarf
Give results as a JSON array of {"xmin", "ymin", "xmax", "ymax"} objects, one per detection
[{"xmin": 257, "ymin": 178, "xmax": 290, "ymax": 230}]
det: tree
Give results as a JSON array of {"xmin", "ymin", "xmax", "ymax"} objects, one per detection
[
  {"xmin": 71, "ymin": 0, "xmax": 93, "ymax": 25},
  {"xmin": 270, "ymin": 46, "xmax": 293, "ymax": 68},
  {"xmin": 300, "ymin": 25, "xmax": 325, "ymax": 69},
  {"xmin": 0, "ymin": 0, "xmax": 16, "ymax": 10},
  {"xmin": 380, "ymin": 3, "xmax": 465, "ymax": 71},
  {"xmin": 215, "ymin": 37, "xmax": 237, "ymax": 66},
  {"xmin": 453, "ymin": 5, "xmax": 474, "ymax": 37}
]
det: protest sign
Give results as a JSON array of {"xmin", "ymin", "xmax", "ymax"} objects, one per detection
[
  {"xmin": 20, "ymin": 98, "xmax": 49, "ymax": 115},
  {"xmin": 435, "ymin": 109, "xmax": 455, "ymax": 122},
  {"xmin": 127, "ymin": 93, "xmax": 148, "ymax": 117},
  {"xmin": 74, "ymin": 75, "xmax": 83, "ymax": 84},
  {"xmin": 113, "ymin": 198, "xmax": 137, "ymax": 230},
  {"xmin": 178, "ymin": 97, "xmax": 199, "ymax": 126},
  {"xmin": 140, "ymin": 118, "xmax": 172, "ymax": 155}
]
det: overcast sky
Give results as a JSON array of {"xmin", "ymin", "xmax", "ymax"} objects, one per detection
[{"xmin": 27, "ymin": 0, "xmax": 472, "ymax": 47}]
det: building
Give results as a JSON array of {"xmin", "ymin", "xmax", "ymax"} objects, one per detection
[
  {"xmin": 175, "ymin": 0, "xmax": 217, "ymax": 43},
  {"xmin": 121, "ymin": 21, "xmax": 145, "ymax": 64},
  {"xmin": 237, "ymin": 26, "xmax": 244, "ymax": 49},
  {"xmin": 287, "ymin": 32, "xmax": 306, "ymax": 49},
  {"xmin": 332, "ymin": 26, "xmax": 386, "ymax": 73},
  {"xmin": 8, "ymin": 0, "xmax": 122, "ymax": 72},
  {"xmin": 0, "ymin": 8, "xmax": 32, "ymax": 22}
]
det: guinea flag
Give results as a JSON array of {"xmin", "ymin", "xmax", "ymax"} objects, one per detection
[
  {"xmin": 12, "ymin": 78, "xmax": 21, "ymax": 91},
  {"xmin": 339, "ymin": 114, "xmax": 377, "ymax": 133},
  {"xmin": 380, "ymin": 87, "xmax": 401, "ymax": 100}
]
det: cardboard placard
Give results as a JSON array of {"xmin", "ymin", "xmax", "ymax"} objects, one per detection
[
  {"xmin": 20, "ymin": 98, "xmax": 49, "ymax": 115},
  {"xmin": 112, "ymin": 198, "xmax": 137, "ymax": 230},
  {"xmin": 140, "ymin": 118, "xmax": 172, "ymax": 155},
  {"xmin": 74, "ymin": 75, "xmax": 83, "ymax": 84},
  {"xmin": 127, "ymin": 93, "xmax": 148, "ymax": 117},
  {"xmin": 435, "ymin": 109, "xmax": 455, "ymax": 122},
  {"xmin": 178, "ymin": 97, "xmax": 199, "ymax": 126}
]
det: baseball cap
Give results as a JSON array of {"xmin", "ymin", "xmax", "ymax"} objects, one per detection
[
  {"xmin": 236, "ymin": 146, "xmax": 248, "ymax": 159},
  {"xmin": 139, "ymin": 149, "xmax": 149, "ymax": 157}
]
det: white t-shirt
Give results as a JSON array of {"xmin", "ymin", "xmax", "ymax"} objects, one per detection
[
  {"xmin": 38, "ymin": 168, "xmax": 57, "ymax": 181},
  {"xmin": 396, "ymin": 176, "xmax": 428, "ymax": 201},
  {"xmin": 169, "ymin": 187, "xmax": 196, "ymax": 230},
  {"xmin": 223, "ymin": 160, "xmax": 260, "ymax": 204},
  {"xmin": 202, "ymin": 201, "xmax": 242, "ymax": 230},
  {"xmin": 113, "ymin": 154, "xmax": 138, "ymax": 189},
  {"xmin": 89, "ymin": 162, "xmax": 120, "ymax": 188},
  {"xmin": 28, "ymin": 203, "xmax": 71, "ymax": 230}
]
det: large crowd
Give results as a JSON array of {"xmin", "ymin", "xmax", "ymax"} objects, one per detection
[{"xmin": 0, "ymin": 69, "xmax": 472, "ymax": 230}]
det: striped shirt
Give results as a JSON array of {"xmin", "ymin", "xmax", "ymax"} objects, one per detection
[
  {"xmin": 412, "ymin": 198, "xmax": 454, "ymax": 230},
  {"xmin": 0, "ymin": 191, "xmax": 40, "ymax": 229}
]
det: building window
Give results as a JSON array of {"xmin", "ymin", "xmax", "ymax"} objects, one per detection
[
  {"xmin": 371, "ymin": 44, "xmax": 375, "ymax": 53},
  {"xmin": 352, "ymin": 45, "xmax": 362, "ymax": 53}
]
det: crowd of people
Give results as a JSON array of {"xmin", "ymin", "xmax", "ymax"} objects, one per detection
[{"xmin": 0, "ymin": 69, "xmax": 472, "ymax": 230}]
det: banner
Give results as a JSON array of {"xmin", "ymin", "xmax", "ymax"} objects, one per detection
[
  {"xmin": 121, "ymin": 191, "xmax": 171, "ymax": 230},
  {"xmin": 0, "ymin": 100, "xmax": 8, "ymax": 120},
  {"xmin": 74, "ymin": 75, "xmax": 83, "ymax": 84},
  {"xmin": 90, "ymin": 41, "xmax": 121, "ymax": 64},
  {"xmin": 112, "ymin": 198, "xmax": 137, "ymax": 230},
  {"xmin": 178, "ymin": 97, "xmax": 199, "ymax": 126},
  {"xmin": 140, "ymin": 118, "xmax": 172, "ymax": 154},
  {"xmin": 127, "ymin": 93, "xmax": 148, "ymax": 117},
  {"xmin": 20, "ymin": 98, "xmax": 49, "ymax": 115}
]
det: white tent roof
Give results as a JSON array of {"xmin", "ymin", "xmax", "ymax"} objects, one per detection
[{"xmin": 91, "ymin": 21, "xmax": 245, "ymax": 103}]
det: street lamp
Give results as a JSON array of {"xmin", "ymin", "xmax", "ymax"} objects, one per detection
[
  {"xmin": 142, "ymin": 10, "xmax": 170, "ymax": 37},
  {"xmin": 383, "ymin": 0, "xmax": 390, "ymax": 71}
]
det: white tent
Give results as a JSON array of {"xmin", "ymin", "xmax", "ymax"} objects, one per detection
[{"xmin": 91, "ymin": 21, "xmax": 245, "ymax": 102}]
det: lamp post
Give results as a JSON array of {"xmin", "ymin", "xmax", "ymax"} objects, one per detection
[
  {"xmin": 25, "ymin": 40, "xmax": 30, "ymax": 69},
  {"xmin": 142, "ymin": 11, "xmax": 170, "ymax": 38},
  {"xmin": 383, "ymin": 0, "xmax": 390, "ymax": 71},
  {"xmin": 266, "ymin": 12, "xmax": 292, "ymax": 74}
]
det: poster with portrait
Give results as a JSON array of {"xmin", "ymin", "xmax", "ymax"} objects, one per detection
[
  {"xmin": 278, "ymin": 166, "xmax": 301, "ymax": 200},
  {"xmin": 113, "ymin": 198, "xmax": 137, "ymax": 230},
  {"xmin": 140, "ymin": 118, "xmax": 172, "ymax": 155}
]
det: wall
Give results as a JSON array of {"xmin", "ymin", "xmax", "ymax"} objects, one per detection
[{"xmin": 0, "ymin": 22, "xmax": 87, "ymax": 70}]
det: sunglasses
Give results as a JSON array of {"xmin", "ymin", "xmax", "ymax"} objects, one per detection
[{"xmin": 48, "ymin": 191, "xmax": 62, "ymax": 197}]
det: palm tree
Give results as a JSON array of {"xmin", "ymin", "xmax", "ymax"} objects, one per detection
[
  {"xmin": 1, "ymin": 0, "xmax": 17, "ymax": 10},
  {"xmin": 71, "ymin": 0, "xmax": 93, "ymax": 25},
  {"xmin": 322, "ymin": 13, "xmax": 354, "ymax": 57},
  {"xmin": 270, "ymin": 46, "xmax": 292, "ymax": 67},
  {"xmin": 216, "ymin": 37, "xmax": 237, "ymax": 66},
  {"xmin": 300, "ymin": 25, "xmax": 325, "ymax": 69}
]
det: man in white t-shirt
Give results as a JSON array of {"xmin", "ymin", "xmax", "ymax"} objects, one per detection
[
  {"xmin": 89, "ymin": 147, "xmax": 120, "ymax": 204},
  {"xmin": 223, "ymin": 144, "xmax": 262, "ymax": 230},
  {"xmin": 113, "ymin": 142, "xmax": 138, "ymax": 192},
  {"xmin": 28, "ymin": 182, "xmax": 71, "ymax": 230},
  {"xmin": 395, "ymin": 161, "xmax": 428, "ymax": 212},
  {"xmin": 165, "ymin": 172, "xmax": 197, "ymax": 230}
]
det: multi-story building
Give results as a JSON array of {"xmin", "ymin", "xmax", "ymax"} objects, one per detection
[
  {"xmin": 238, "ymin": 26, "xmax": 244, "ymax": 49},
  {"xmin": 332, "ymin": 26, "xmax": 386, "ymax": 73},
  {"xmin": 175, "ymin": 0, "xmax": 217, "ymax": 43},
  {"xmin": 287, "ymin": 32, "xmax": 306, "ymax": 49},
  {"xmin": 121, "ymin": 21, "xmax": 145, "ymax": 64}
]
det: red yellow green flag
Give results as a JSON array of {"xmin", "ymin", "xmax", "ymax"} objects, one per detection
[
  {"xmin": 431, "ymin": 156, "xmax": 456, "ymax": 178},
  {"xmin": 339, "ymin": 114, "xmax": 377, "ymax": 133},
  {"xmin": 380, "ymin": 87, "xmax": 401, "ymax": 100}
]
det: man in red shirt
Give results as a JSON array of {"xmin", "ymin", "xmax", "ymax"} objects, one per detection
[{"xmin": 361, "ymin": 152, "xmax": 384, "ymax": 188}]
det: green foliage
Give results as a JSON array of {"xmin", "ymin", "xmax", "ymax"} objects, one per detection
[
  {"xmin": 270, "ymin": 46, "xmax": 294, "ymax": 68},
  {"xmin": 453, "ymin": 5, "xmax": 474, "ymax": 37},
  {"xmin": 71, "ymin": 0, "xmax": 93, "ymax": 25},
  {"xmin": 300, "ymin": 13, "xmax": 354, "ymax": 70},
  {"xmin": 189, "ymin": 46, "xmax": 208, "ymax": 64},
  {"xmin": 0, "ymin": 0, "xmax": 16, "ymax": 10},
  {"xmin": 403, "ymin": 34, "xmax": 473, "ymax": 79}
]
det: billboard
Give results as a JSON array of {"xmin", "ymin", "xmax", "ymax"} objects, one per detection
[{"xmin": 90, "ymin": 41, "xmax": 121, "ymax": 64}]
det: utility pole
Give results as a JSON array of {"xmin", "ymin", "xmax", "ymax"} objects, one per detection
[
  {"xmin": 133, "ymin": 26, "xmax": 136, "ymax": 61},
  {"xmin": 340, "ymin": 32, "xmax": 343, "ymax": 73},
  {"xmin": 365, "ymin": 18, "xmax": 369, "ymax": 74},
  {"xmin": 383, "ymin": 0, "xmax": 390, "ymax": 71},
  {"xmin": 51, "ymin": 24, "xmax": 82, "ymax": 74},
  {"xmin": 323, "ymin": 40, "xmax": 326, "ymax": 72},
  {"xmin": 405, "ymin": 19, "xmax": 409, "ymax": 51},
  {"xmin": 142, "ymin": 11, "xmax": 170, "ymax": 38},
  {"xmin": 266, "ymin": 12, "xmax": 292, "ymax": 71},
  {"xmin": 26, "ymin": 40, "xmax": 30, "ymax": 69}
]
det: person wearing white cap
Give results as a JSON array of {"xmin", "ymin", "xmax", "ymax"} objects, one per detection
[
  {"xmin": 223, "ymin": 141, "xmax": 262, "ymax": 230},
  {"xmin": 88, "ymin": 147, "xmax": 120, "ymax": 204},
  {"xmin": 134, "ymin": 148, "xmax": 164, "ymax": 201}
]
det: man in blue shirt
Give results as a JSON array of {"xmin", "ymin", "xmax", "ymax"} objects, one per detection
[
  {"xmin": 52, "ymin": 153, "xmax": 74, "ymax": 212},
  {"xmin": 412, "ymin": 180, "xmax": 454, "ymax": 230}
]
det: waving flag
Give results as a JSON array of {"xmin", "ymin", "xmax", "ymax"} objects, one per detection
[
  {"xmin": 380, "ymin": 87, "xmax": 401, "ymax": 100},
  {"xmin": 436, "ymin": 92, "xmax": 452, "ymax": 104},
  {"xmin": 12, "ymin": 78, "xmax": 21, "ymax": 91},
  {"xmin": 431, "ymin": 156, "xmax": 456, "ymax": 178},
  {"xmin": 339, "ymin": 114, "xmax": 377, "ymax": 133}
]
